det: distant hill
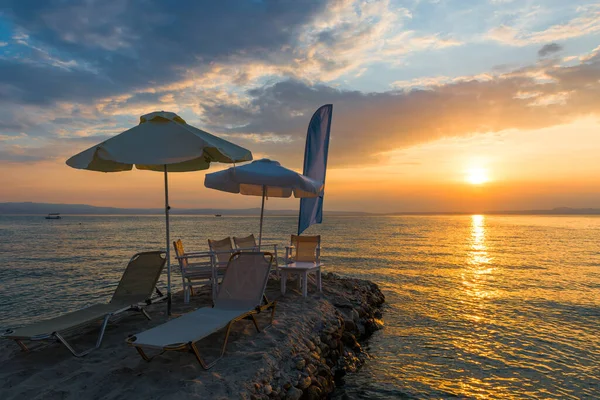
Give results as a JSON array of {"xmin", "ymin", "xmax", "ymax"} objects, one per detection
[
  {"xmin": 0, "ymin": 202, "xmax": 598, "ymax": 216},
  {"xmin": 0, "ymin": 202, "xmax": 371, "ymax": 216}
]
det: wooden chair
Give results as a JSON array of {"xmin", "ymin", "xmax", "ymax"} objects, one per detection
[
  {"xmin": 208, "ymin": 237, "xmax": 235, "ymax": 277},
  {"xmin": 280, "ymin": 235, "xmax": 322, "ymax": 297},
  {"xmin": 233, "ymin": 234, "xmax": 279, "ymax": 274},
  {"xmin": 173, "ymin": 239, "xmax": 217, "ymax": 303}
]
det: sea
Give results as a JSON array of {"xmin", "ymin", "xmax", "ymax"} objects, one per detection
[{"xmin": 0, "ymin": 214, "xmax": 599, "ymax": 399}]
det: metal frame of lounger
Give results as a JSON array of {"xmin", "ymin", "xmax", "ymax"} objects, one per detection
[
  {"xmin": 2, "ymin": 251, "xmax": 167, "ymax": 357},
  {"xmin": 126, "ymin": 252, "xmax": 276, "ymax": 369},
  {"xmin": 126, "ymin": 300, "xmax": 276, "ymax": 369}
]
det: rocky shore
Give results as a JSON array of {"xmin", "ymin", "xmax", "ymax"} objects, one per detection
[
  {"xmin": 244, "ymin": 273, "xmax": 385, "ymax": 400},
  {"xmin": 0, "ymin": 273, "xmax": 385, "ymax": 400}
]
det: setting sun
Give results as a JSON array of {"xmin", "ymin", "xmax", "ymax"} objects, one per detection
[{"xmin": 466, "ymin": 167, "xmax": 489, "ymax": 185}]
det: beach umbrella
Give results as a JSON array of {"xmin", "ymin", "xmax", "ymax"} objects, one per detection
[
  {"xmin": 66, "ymin": 111, "xmax": 253, "ymax": 314},
  {"xmin": 204, "ymin": 159, "xmax": 323, "ymax": 246}
]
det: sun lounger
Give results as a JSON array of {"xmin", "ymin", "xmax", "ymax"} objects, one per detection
[
  {"xmin": 126, "ymin": 252, "xmax": 276, "ymax": 369},
  {"xmin": 2, "ymin": 251, "xmax": 167, "ymax": 357}
]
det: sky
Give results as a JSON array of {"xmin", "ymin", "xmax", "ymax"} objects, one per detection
[{"xmin": 0, "ymin": 0, "xmax": 599, "ymax": 213}]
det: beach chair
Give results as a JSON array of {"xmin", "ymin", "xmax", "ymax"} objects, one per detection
[
  {"xmin": 2, "ymin": 251, "xmax": 167, "ymax": 357},
  {"xmin": 126, "ymin": 252, "xmax": 276, "ymax": 369},
  {"xmin": 233, "ymin": 234, "xmax": 279, "ymax": 274},
  {"xmin": 208, "ymin": 236, "xmax": 234, "ymax": 275},
  {"xmin": 285, "ymin": 235, "xmax": 321, "ymax": 264},
  {"xmin": 280, "ymin": 235, "xmax": 323, "ymax": 297},
  {"xmin": 173, "ymin": 239, "xmax": 217, "ymax": 304}
]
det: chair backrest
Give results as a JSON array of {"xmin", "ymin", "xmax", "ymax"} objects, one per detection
[
  {"xmin": 208, "ymin": 237, "xmax": 234, "ymax": 266},
  {"xmin": 110, "ymin": 251, "xmax": 166, "ymax": 305},
  {"xmin": 233, "ymin": 234, "xmax": 257, "ymax": 251},
  {"xmin": 214, "ymin": 252, "xmax": 273, "ymax": 310},
  {"xmin": 291, "ymin": 235, "xmax": 320, "ymax": 262},
  {"xmin": 173, "ymin": 239, "xmax": 188, "ymax": 269}
]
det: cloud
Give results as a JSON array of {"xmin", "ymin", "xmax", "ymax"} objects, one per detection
[
  {"xmin": 486, "ymin": 5, "xmax": 600, "ymax": 46},
  {"xmin": 198, "ymin": 49, "xmax": 600, "ymax": 167},
  {"xmin": 538, "ymin": 43, "xmax": 563, "ymax": 57},
  {"xmin": 1, "ymin": 1, "xmax": 599, "ymax": 170},
  {"xmin": 0, "ymin": 0, "xmax": 330, "ymax": 105}
]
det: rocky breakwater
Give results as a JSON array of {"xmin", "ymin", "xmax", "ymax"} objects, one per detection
[{"xmin": 246, "ymin": 273, "xmax": 385, "ymax": 400}]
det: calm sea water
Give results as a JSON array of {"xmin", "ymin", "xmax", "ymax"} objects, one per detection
[{"xmin": 0, "ymin": 214, "xmax": 599, "ymax": 399}]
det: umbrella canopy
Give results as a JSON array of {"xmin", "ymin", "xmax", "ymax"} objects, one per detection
[
  {"xmin": 66, "ymin": 111, "xmax": 253, "ymax": 314},
  {"xmin": 67, "ymin": 111, "xmax": 251, "ymax": 172},
  {"xmin": 204, "ymin": 159, "xmax": 323, "ymax": 245}
]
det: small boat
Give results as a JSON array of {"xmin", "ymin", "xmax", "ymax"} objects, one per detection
[
  {"xmin": 215, "ymin": 214, "xmax": 222, "ymax": 217},
  {"xmin": 45, "ymin": 213, "xmax": 62, "ymax": 220}
]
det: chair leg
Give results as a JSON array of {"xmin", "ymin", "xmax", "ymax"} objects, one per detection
[
  {"xmin": 54, "ymin": 314, "xmax": 111, "ymax": 357},
  {"xmin": 15, "ymin": 340, "xmax": 29, "ymax": 352},
  {"xmin": 249, "ymin": 314, "xmax": 260, "ymax": 332},
  {"xmin": 184, "ymin": 285, "xmax": 190, "ymax": 304},
  {"xmin": 141, "ymin": 308, "xmax": 152, "ymax": 321},
  {"xmin": 135, "ymin": 346, "xmax": 152, "ymax": 362},
  {"xmin": 302, "ymin": 271, "xmax": 308, "ymax": 297},
  {"xmin": 317, "ymin": 269, "xmax": 322, "ymax": 292},
  {"xmin": 189, "ymin": 320, "xmax": 235, "ymax": 370},
  {"xmin": 281, "ymin": 271, "xmax": 287, "ymax": 295},
  {"xmin": 268, "ymin": 301, "xmax": 277, "ymax": 326}
]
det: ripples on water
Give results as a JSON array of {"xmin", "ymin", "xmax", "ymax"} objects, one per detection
[{"xmin": 0, "ymin": 214, "xmax": 599, "ymax": 399}]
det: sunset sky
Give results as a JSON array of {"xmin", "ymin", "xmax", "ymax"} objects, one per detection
[{"xmin": 0, "ymin": 0, "xmax": 599, "ymax": 213}]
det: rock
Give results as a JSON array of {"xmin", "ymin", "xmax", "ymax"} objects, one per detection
[
  {"xmin": 306, "ymin": 364, "xmax": 317, "ymax": 376},
  {"xmin": 254, "ymin": 383, "xmax": 262, "ymax": 392},
  {"xmin": 298, "ymin": 376, "xmax": 312, "ymax": 389},
  {"xmin": 305, "ymin": 385, "xmax": 322, "ymax": 400},
  {"xmin": 305, "ymin": 340, "xmax": 316, "ymax": 351},
  {"xmin": 351, "ymin": 308, "xmax": 360, "ymax": 322},
  {"xmin": 263, "ymin": 384, "xmax": 272, "ymax": 395},
  {"xmin": 285, "ymin": 387, "xmax": 302, "ymax": 400},
  {"xmin": 295, "ymin": 359, "xmax": 306, "ymax": 370},
  {"xmin": 344, "ymin": 319, "xmax": 356, "ymax": 332}
]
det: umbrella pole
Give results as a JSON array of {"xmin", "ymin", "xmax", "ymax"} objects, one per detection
[
  {"xmin": 258, "ymin": 185, "xmax": 266, "ymax": 249},
  {"xmin": 164, "ymin": 165, "xmax": 172, "ymax": 316}
]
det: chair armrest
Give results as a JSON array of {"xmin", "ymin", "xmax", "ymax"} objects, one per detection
[
  {"xmin": 235, "ymin": 246, "xmax": 258, "ymax": 252},
  {"xmin": 175, "ymin": 252, "xmax": 212, "ymax": 260},
  {"xmin": 183, "ymin": 251, "xmax": 211, "ymax": 256}
]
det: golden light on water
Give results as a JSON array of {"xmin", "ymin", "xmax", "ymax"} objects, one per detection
[
  {"xmin": 466, "ymin": 167, "xmax": 489, "ymax": 185},
  {"xmin": 462, "ymin": 215, "xmax": 496, "ymax": 302}
]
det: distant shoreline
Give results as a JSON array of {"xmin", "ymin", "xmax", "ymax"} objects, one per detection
[{"xmin": 1, "ymin": 202, "xmax": 599, "ymax": 216}]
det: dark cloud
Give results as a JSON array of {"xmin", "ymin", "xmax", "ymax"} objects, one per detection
[
  {"xmin": 0, "ymin": 134, "xmax": 112, "ymax": 163},
  {"xmin": 0, "ymin": 0, "xmax": 328, "ymax": 105},
  {"xmin": 203, "ymin": 53, "xmax": 600, "ymax": 167},
  {"xmin": 538, "ymin": 43, "xmax": 563, "ymax": 57}
]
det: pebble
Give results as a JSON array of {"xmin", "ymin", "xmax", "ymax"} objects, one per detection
[
  {"xmin": 295, "ymin": 359, "xmax": 306, "ymax": 370},
  {"xmin": 298, "ymin": 376, "xmax": 312, "ymax": 389},
  {"xmin": 285, "ymin": 387, "xmax": 303, "ymax": 400},
  {"xmin": 305, "ymin": 385, "xmax": 322, "ymax": 400},
  {"xmin": 263, "ymin": 384, "xmax": 272, "ymax": 395}
]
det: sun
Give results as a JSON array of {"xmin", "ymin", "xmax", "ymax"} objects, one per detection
[{"xmin": 466, "ymin": 167, "xmax": 489, "ymax": 185}]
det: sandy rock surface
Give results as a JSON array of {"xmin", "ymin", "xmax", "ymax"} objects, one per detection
[{"xmin": 1, "ymin": 273, "xmax": 384, "ymax": 400}]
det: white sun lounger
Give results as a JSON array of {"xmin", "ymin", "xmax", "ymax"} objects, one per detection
[
  {"xmin": 127, "ymin": 252, "xmax": 276, "ymax": 369},
  {"xmin": 2, "ymin": 251, "xmax": 167, "ymax": 357}
]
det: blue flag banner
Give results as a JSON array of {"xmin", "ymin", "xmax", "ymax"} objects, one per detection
[{"xmin": 298, "ymin": 104, "xmax": 333, "ymax": 235}]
